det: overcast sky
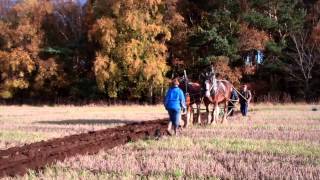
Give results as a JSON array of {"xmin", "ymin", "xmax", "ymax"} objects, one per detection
[{"xmin": 78, "ymin": 0, "xmax": 87, "ymax": 5}]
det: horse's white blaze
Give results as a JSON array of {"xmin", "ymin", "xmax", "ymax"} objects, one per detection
[
  {"xmin": 212, "ymin": 77, "xmax": 218, "ymax": 93},
  {"xmin": 205, "ymin": 80, "xmax": 211, "ymax": 98}
]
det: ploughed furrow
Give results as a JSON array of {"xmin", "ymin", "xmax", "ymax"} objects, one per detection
[{"xmin": 0, "ymin": 119, "xmax": 168, "ymax": 178}]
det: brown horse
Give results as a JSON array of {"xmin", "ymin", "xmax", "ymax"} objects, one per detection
[
  {"xmin": 203, "ymin": 77, "xmax": 233, "ymax": 124},
  {"xmin": 179, "ymin": 78, "xmax": 202, "ymax": 127}
]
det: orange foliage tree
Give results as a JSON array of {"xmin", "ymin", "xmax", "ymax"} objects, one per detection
[
  {"xmin": 211, "ymin": 56, "xmax": 242, "ymax": 87},
  {"xmin": 0, "ymin": 0, "xmax": 53, "ymax": 98},
  {"xmin": 238, "ymin": 24, "xmax": 270, "ymax": 52}
]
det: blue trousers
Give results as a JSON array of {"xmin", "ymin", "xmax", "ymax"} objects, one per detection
[
  {"xmin": 240, "ymin": 103, "xmax": 248, "ymax": 116},
  {"xmin": 167, "ymin": 108, "xmax": 181, "ymax": 128}
]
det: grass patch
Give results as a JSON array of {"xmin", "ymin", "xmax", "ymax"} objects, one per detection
[
  {"xmin": 0, "ymin": 131, "xmax": 48, "ymax": 143},
  {"xmin": 207, "ymin": 138, "xmax": 320, "ymax": 157},
  {"xmin": 22, "ymin": 166, "xmax": 220, "ymax": 180},
  {"xmin": 131, "ymin": 137, "xmax": 320, "ymax": 158},
  {"xmin": 251, "ymin": 104, "xmax": 320, "ymax": 111},
  {"xmin": 131, "ymin": 137, "xmax": 195, "ymax": 150},
  {"xmin": 1, "ymin": 104, "xmax": 320, "ymax": 179},
  {"xmin": 251, "ymin": 124, "xmax": 320, "ymax": 131}
]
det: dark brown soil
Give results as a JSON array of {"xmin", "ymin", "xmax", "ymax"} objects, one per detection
[{"xmin": 0, "ymin": 119, "xmax": 169, "ymax": 178}]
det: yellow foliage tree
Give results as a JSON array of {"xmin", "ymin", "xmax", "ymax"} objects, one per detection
[
  {"xmin": 0, "ymin": 49, "xmax": 35, "ymax": 98},
  {"xmin": 33, "ymin": 58, "xmax": 68, "ymax": 95},
  {"xmin": 90, "ymin": 0, "xmax": 171, "ymax": 98}
]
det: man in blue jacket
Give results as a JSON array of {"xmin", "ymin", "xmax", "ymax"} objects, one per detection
[{"xmin": 164, "ymin": 78, "xmax": 186, "ymax": 135}]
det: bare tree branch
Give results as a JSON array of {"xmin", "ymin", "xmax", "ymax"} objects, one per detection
[{"xmin": 288, "ymin": 29, "xmax": 318, "ymax": 99}]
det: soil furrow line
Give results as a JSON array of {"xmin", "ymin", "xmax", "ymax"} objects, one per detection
[{"xmin": 0, "ymin": 119, "xmax": 168, "ymax": 178}]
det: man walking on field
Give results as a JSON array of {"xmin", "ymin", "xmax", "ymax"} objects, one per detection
[
  {"xmin": 239, "ymin": 84, "xmax": 252, "ymax": 116},
  {"xmin": 164, "ymin": 78, "xmax": 186, "ymax": 135}
]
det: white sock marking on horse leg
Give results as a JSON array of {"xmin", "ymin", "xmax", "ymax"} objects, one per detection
[
  {"xmin": 191, "ymin": 109, "xmax": 194, "ymax": 125},
  {"xmin": 214, "ymin": 106, "xmax": 220, "ymax": 124}
]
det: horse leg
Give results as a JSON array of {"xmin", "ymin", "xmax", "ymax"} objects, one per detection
[
  {"xmin": 206, "ymin": 104, "xmax": 211, "ymax": 125},
  {"xmin": 213, "ymin": 103, "xmax": 219, "ymax": 124},
  {"xmin": 185, "ymin": 105, "xmax": 191, "ymax": 128},
  {"xmin": 221, "ymin": 101, "xmax": 228, "ymax": 124},
  {"xmin": 190, "ymin": 106, "xmax": 194, "ymax": 125},
  {"xmin": 196, "ymin": 103, "xmax": 201, "ymax": 124},
  {"xmin": 167, "ymin": 121, "xmax": 172, "ymax": 132},
  {"xmin": 213, "ymin": 104, "xmax": 216, "ymax": 124}
]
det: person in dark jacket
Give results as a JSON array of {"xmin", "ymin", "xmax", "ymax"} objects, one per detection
[
  {"xmin": 228, "ymin": 89, "xmax": 239, "ymax": 116},
  {"xmin": 239, "ymin": 84, "xmax": 252, "ymax": 116},
  {"xmin": 164, "ymin": 78, "xmax": 186, "ymax": 135}
]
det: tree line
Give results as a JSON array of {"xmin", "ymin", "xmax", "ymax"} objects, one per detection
[{"xmin": 0, "ymin": 0, "xmax": 319, "ymax": 104}]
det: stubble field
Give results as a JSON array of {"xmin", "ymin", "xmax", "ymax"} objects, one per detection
[{"xmin": 0, "ymin": 104, "xmax": 320, "ymax": 179}]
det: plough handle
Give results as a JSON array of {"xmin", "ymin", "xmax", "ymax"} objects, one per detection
[{"xmin": 232, "ymin": 87, "xmax": 249, "ymax": 102}]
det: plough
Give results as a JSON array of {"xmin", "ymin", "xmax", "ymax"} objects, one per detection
[
  {"xmin": 186, "ymin": 86, "xmax": 248, "ymax": 117},
  {"xmin": 182, "ymin": 69, "xmax": 249, "ymax": 118}
]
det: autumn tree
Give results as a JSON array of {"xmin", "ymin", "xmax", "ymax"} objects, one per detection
[
  {"xmin": 0, "ymin": 0, "xmax": 319, "ymax": 102},
  {"xmin": 238, "ymin": 24, "xmax": 270, "ymax": 53},
  {"xmin": 211, "ymin": 56, "xmax": 242, "ymax": 87},
  {"xmin": 90, "ymin": 0, "xmax": 171, "ymax": 100},
  {"xmin": 0, "ymin": 0, "xmax": 53, "ymax": 98},
  {"xmin": 0, "ymin": 0, "xmax": 91, "ymax": 99}
]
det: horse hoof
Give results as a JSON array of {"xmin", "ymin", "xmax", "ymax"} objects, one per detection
[{"xmin": 166, "ymin": 130, "xmax": 173, "ymax": 136}]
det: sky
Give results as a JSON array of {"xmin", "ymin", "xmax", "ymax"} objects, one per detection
[
  {"xmin": 9, "ymin": 0, "xmax": 88, "ymax": 5},
  {"xmin": 78, "ymin": 0, "xmax": 87, "ymax": 6}
]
